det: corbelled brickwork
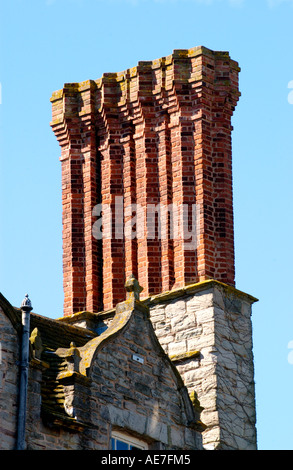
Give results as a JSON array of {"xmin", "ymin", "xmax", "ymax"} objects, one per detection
[
  {"xmin": 0, "ymin": 46, "xmax": 258, "ymax": 451},
  {"xmin": 51, "ymin": 46, "xmax": 241, "ymax": 317}
]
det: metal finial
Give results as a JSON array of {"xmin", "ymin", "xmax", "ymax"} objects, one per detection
[{"xmin": 20, "ymin": 294, "xmax": 33, "ymax": 312}]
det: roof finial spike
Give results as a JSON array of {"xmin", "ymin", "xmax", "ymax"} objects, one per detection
[
  {"xmin": 125, "ymin": 274, "xmax": 143, "ymax": 301},
  {"xmin": 20, "ymin": 294, "xmax": 33, "ymax": 312}
]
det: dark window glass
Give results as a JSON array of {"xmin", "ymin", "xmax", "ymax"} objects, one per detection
[
  {"xmin": 111, "ymin": 435, "xmax": 146, "ymax": 450},
  {"xmin": 116, "ymin": 440, "xmax": 129, "ymax": 450}
]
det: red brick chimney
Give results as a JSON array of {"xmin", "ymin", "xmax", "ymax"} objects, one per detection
[{"xmin": 51, "ymin": 46, "xmax": 240, "ymax": 317}]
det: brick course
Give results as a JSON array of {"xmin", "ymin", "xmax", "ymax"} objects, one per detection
[{"xmin": 51, "ymin": 46, "xmax": 241, "ymax": 316}]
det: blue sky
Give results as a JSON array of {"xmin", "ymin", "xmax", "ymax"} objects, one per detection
[{"xmin": 1, "ymin": 0, "xmax": 293, "ymax": 450}]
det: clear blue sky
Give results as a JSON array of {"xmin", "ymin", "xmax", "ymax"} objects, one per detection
[{"xmin": 1, "ymin": 0, "xmax": 293, "ymax": 450}]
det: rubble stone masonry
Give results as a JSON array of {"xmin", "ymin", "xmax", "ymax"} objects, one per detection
[
  {"xmin": 149, "ymin": 281, "xmax": 257, "ymax": 450},
  {"xmin": 0, "ymin": 306, "xmax": 19, "ymax": 449},
  {"xmin": 0, "ymin": 46, "xmax": 258, "ymax": 451}
]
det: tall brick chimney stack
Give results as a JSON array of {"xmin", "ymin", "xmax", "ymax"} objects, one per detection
[{"xmin": 51, "ymin": 46, "xmax": 241, "ymax": 317}]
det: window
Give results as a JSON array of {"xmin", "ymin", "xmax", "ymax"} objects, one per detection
[{"xmin": 111, "ymin": 431, "xmax": 148, "ymax": 450}]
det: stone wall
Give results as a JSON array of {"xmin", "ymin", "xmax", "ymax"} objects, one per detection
[
  {"xmin": 0, "ymin": 306, "xmax": 19, "ymax": 449},
  {"xmin": 83, "ymin": 301, "xmax": 203, "ymax": 450},
  {"xmin": 25, "ymin": 359, "xmax": 82, "ymax": 450},
  {"xmin": 148, "ymin": 281, "xmax": 257, "ymax": 450}
]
